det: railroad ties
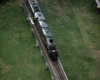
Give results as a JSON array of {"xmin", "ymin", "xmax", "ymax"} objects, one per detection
[{"xmin": 20, "ymin": 0, "xmax": 68, "ymax": 80}]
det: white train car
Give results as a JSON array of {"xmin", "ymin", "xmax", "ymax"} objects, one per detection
[
  {"xmin": 95, "ymin": 0, "xmax": 100, "ymax": 8},
  {"xmin": 95, "ymin": 0, "xmax": 100, "ymax": 12}
]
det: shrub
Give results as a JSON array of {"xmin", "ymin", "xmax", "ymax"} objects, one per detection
[{"xmin": 0, "ymin": 0, "xmax": 17, "ymax": 4}]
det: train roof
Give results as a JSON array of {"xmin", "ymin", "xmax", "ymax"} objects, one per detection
[
  {"xmin": 35, "ymin": 12, "xmax": 45, "ymax": 21},
  {"xmin": 95, "ymin": 0, "xmax": 100, "ymax": 7},
  {"xmin": 42, "ymin": 28, "xmax": 52, "ymax": 37},
  {"xmin": 39, "ymin": 21, "xmax": 48, "ymax": 28}
]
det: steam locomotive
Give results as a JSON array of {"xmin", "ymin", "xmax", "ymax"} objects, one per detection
[{"xmin": 25, "ymin": 0, "xmax": 59, "ymax": 61}]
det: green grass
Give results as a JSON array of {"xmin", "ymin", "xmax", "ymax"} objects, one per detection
[
  {"xmin": 0, "ymin": 0, "xmax": 100, "ymax": 80},
  {"xmin": 39, "ymin": 0, "xmax": 100, "ymax": 80},
  {"xmin": 0, "ymin": 2, "xmax": 51, "ymax": 80}
]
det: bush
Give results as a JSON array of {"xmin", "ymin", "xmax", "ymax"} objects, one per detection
[{"xmin": 0, "ymin": 0, "xmax": 17, "ymax": 4}]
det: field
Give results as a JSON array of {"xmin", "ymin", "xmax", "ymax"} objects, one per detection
[{"xmin": 0, "ymin": 0, "xmax": 100, "ymax": 80}]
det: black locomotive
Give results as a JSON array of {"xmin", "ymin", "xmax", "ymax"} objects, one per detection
[{"xmin": 25, "ymin": 0, "xmax": 59, "ymax": 61}]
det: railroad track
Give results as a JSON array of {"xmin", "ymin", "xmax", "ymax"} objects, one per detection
[
  {"xmin": 53, "ymin": 61, "xmax": 65, "ymax": 80},
  {"xmin": 20, "ymin": 0, "xmax": 68, "ymax": 80}
]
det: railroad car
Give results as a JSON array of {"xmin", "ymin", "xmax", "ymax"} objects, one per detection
[
  {"xmin": 95, "ymin": 0, "xmax": 100, "ymax": 13},
  {"xmin": 25, "ymin": 0, "xmax": 59, "ymax": 61}
]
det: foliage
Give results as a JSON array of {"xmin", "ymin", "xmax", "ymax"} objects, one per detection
[
  {"xmin": 0, "ymin": 0, "xmax": 17, "ymax": 4},
  {"xmin": 0, "ymin": 58, "xmax": 2, "ymax": 68},
  {"xmin": 0, "ymin": 3, "xmax": 51, "ymax": 80}
]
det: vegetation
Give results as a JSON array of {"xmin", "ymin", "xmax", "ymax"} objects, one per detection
[
  {"xmin": 0, "ymin": 1, "xmax": 51, "ymax": 80},
  {"xmin": 0, "ymin": 0, "xmax": 100, "ymax": 80},
  {"xmin": 0, "ymin": 0, "xmax": 17, "ymax": 3}
]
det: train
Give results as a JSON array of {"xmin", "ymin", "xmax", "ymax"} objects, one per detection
[
  {"xmin": 25, "ymin": 0, "xmax": 59, "ymax": 61},
  {"xmin": 95, "ymin": 0, "xmax": 100, "ymax": 13}
]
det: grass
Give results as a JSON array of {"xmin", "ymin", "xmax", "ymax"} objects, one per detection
[
  {"xmin": 0, "ymin": 2, "xmax": 51, "ymax": 80},
  {"xmin": 0, "ymin": 0, "xmax": 100, "ymax": 80},
  {"xmin": 39, "ymin": 0, "xmax": 100, "ymax": 80}
]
